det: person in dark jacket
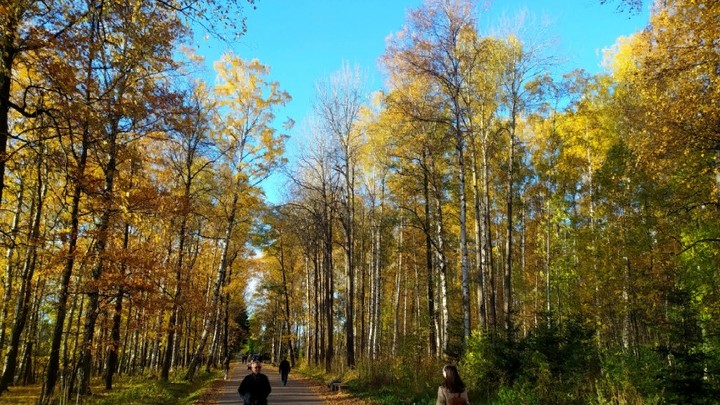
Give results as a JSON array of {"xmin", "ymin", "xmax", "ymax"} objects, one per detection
[
  {"xmin": 278, "ymin": 357, "xmax": 291, "ymax": 386},
  {"xmin": 238, "ymin": 360, "xmax": 271, "ymax": 405}
]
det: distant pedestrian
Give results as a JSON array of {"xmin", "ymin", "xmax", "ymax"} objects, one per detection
[
  {"xmin": 238, "ymin": 360, "xmax": 271, "ymax": 405},
  {"xmin": 436, "ymin": 364, "xmax": 469, "ymax": 405},
  {"xmin": 279, "ymin": 357, "xmax": 291, "ymax": 386},
  {"xmin": 223, "ymin": 355, "xmax": 231, "ymax": 380}
]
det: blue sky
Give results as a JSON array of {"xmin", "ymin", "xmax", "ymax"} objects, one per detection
[{"xmin": 193, "ymin": 0, "xmax": 650, "ymax": 204}]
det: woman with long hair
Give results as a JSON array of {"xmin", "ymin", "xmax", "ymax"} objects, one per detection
[{"xmin": 436, "ymin": 364, "xmax": 469, "ymax": 405}]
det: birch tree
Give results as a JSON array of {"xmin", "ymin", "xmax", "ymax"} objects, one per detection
[
  {"xmin": 314, "ymin": 63, "xmax": 365, "ymax": 368},
  {"xmin": 496, "ymin": 15, "xmax": 553, "ymax": 336},
  {"xmin": 290, "ymin": 123, "xmax": 341, "ymax": 371},
  {"xmin": 385, "ymin": 0, "xmax": 483, "ymax": 345},
  {"xmin": 185, "ymin": 54, "xmax": 289, "ymax": 380}
]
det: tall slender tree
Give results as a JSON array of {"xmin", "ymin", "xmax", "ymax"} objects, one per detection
[
  {"xmin": 314, "ymin": 63, "xmax": 365, "ymax": 368},
  {"xmin": 385, "ymin": 0, "xmax": 483, "ymax": 346},
  {"xmin": 185, "ymin": 54, "xmax": 289, "ymax": 380}
]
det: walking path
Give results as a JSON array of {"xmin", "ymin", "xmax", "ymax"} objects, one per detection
[{"xmin": 203, "ymin": 361, "xmax": 326, "ymax": 404}]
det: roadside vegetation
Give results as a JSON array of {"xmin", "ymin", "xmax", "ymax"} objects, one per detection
[{"xmin": 0, "ymin": 369, "xmax": 220, "ymax": 405}]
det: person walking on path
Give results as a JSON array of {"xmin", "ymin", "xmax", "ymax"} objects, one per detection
[
  {"xmin": 223, "ymin": 355, "xmax": 231, "ymax": 380},
  {"xmin": 238, "ymin": 360, "xmax": 272, "ymax": 405},
  {"xmin": 206, "ymin": 361, "xmax": 326, "ymax": 404},
  {"xmin": 278, "ymin": 357, "xmax": 291, "ymax": 386},
  {"xmin": 436, "ymin": 364, "xmax": 469, "ymax": 405}
]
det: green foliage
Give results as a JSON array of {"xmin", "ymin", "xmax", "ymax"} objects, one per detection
[
  {"xmin": 97, "ymin": 382, "xmax": 176, "ymax": 405},
  {"xmin": 243, "ymin": 334, "xmax": 265, "ymax": 358},
  {"xmin": 94, "ymin": 370, "xmax": 220, "ymax": 405},
  {"xmin": 350, "ymin": 336, "xmax": 443, "ymax": 404},
  {"xmin": 230, "ymin": 304, "xmax": 250, "ymax": 353},
  {"xmin": 655, "ymin": 288, "xmax": 719, "ymax": 404},
  {"xmin": 592, "ymin": 347, "xmax": 665, "ymax": 405},
  {"xmin": 463, "ymin": 317, "xmax": 599, "ymax": 404},
  {"xmin": 463, "ymin": 330, "xmax": 521, "ymax": 397},
  {"xmin": 493, "ymin": 386, "xmax": 540, "ymax": 405}
]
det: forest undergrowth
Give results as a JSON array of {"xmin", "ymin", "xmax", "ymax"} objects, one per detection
[{"xmin": 0, "ymin": 369, "xmax": 220, "ymax": 405}]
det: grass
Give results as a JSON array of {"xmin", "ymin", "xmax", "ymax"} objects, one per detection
[
  {"xmin": 0, "ymin": 369, "xmax": 222, "ymax": 405},
  {"xmin": 294, "ymin": 354, "xmax": 450, "ymax": 405},
  {"xmin": 0, "ymin": 384, "xmax": 40, "ymax": 404}
]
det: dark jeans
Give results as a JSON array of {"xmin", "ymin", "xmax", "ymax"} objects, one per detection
[{"xmin": 281, "ymin": 372, "xmax": 289, "ymax": 386}]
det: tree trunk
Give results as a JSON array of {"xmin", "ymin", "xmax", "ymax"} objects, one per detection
[
  {"xmin": 105, "ymin": 221, "xmax": 129, "ymax": 390},
  {"xmin": 434, "ymin": 180, "xmax": 449, "ymax": 356},
  {"xmin": 455, "ymin": 126, "xmax": 471, "ymax": 345},
  {"xmin": 482, "ymin": 133, "xmax": 497, "ymax": 331},
  {"xmin": 42, "ymin": 124, "xmax": 88, "ymax": 402},
  {"xmin": 504, "ymin": 112, "xmax": 516, "ymax": 338},
  {"xmin": 545, "ymin": 200, "xmax": 551, "ymax": 321},
  {"xmin": 0, "ymin": 183, "xmax": 24, "ymax": 359},
  {"xmin": 304, "ymin": 254, "xmax": 312, "ymax": 365},
  {"xmin": 343, "ymin": 162, "xmax": 356, "ymax": 369},
  {"xmin": 162, "ymin": 202, "xmax": 189, "ymax": 381},
  {"xmin": 0, "ymin": 154, "xmax": 46, "ymax": 394},
  {"xmin": 79, "ymin": 114, "xmax": 120, "ymax": 395},
  {"xmin": 423, "ymin": 156, "xmax": 438, "ymax": 357},
  {"xmin": 20, "ymin": 273, "xmax": 45, "ymax": 385},
  {"xmin": 323, "ymin": 196, "xmax": 334, "ymax": 372},
  {"xmin": 313, "ymin": 245, "xmax": 320, "ymax": 366},
  {"xmin": 222, "ymin": 266, "xmax": 232, "ymax": 374},
  {"xmin": 279, "ymin": 237, "xmax": 296, "ymax": 366},
  {"xmin": 359, "ymin": 231, "xmax": 367, "ymax": 358},
  {"xmin": 392, "ymin": 223, "xmax": 403, "ymax": 356},
  {"xmin": 471, "ymin": 138, "xmax": 487, "ymax": 332},
  {"xmin": 185, "ymin": 191, "xmax": 237, "ymax": 380},
  {"xmin": 622, "ymin": 257, "xmax": 631, "ymax": 350},
  {"xmin": 0, "ymin": 8, "xmax": 19, "ymax": 209}
]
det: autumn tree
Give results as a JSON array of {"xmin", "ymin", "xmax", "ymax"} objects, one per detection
[
  {"xmin": 605, "ymin": 0, "xmax": 720, "ymax": 363},
  {"xmin": 314, "ymin": 63, "xmax": 365, "ymax": 368},
  {"xmin": 377, "ymin": 79, "xmax": 452, "ymax": 356},
  {"xmin": 158, "ymin": 83, "xmax": 216, "ymax": 381},
  {"xmin": 464, "ymin": 36, "xmax": 505, "ymax": 332},
  {"xmin": 0, "ymin": 0, "xmax": 255, "ymax": 209},
  {"xmin": 0, "ymin": 124, "xmax": 50, "ymax": 394},
  {"xmin": 495, "ymin": 13, "xmax": 554, "ymax": 336},
  {"xmin": 0, "ymin": 0, "xmax": 258, "ymax": 400},
  {"xmin": 184, "ymin": 54, "xmax": 290, "ymax": 380},
  {"xmin": 0, "ymin": 0, "xmax": 79, "ymax": 210},
  {"xmin": 289, "ymin": 123, "xmax": 341, "ymax": 372},
  {"xmin": 385, "ymin": 0, "xmax": 483, "ymax": 348},
  {"xmin": 610, "ymin": 0, "xmax": 720, "ymax": 201},
  {"xmin": 71, "ymin": 1, "xmax": 194, "ymax": 393}
]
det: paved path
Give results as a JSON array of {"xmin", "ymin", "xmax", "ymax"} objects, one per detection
[{"xmin": 210, "ymin": 362, "xmax": 325, "ymax": 404}]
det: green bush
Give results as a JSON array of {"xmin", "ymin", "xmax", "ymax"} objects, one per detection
[
  {"xmin": 463, "ymin": 329, "xmax": 521, "ymax": 398},
  {"xmin": 493, "ymin": 385, "xmax": 540, "ymax": 405},
  {"xmin": 591, "ymin": 347, "xmax": 664, "ymax": 405},
  {"xmin": 345, "ymin": 307, "xmax": 719, "ymax": 404},
  {"xmin": 462, "ymin": 316, "xmax": 599, "ymax": 404}
]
